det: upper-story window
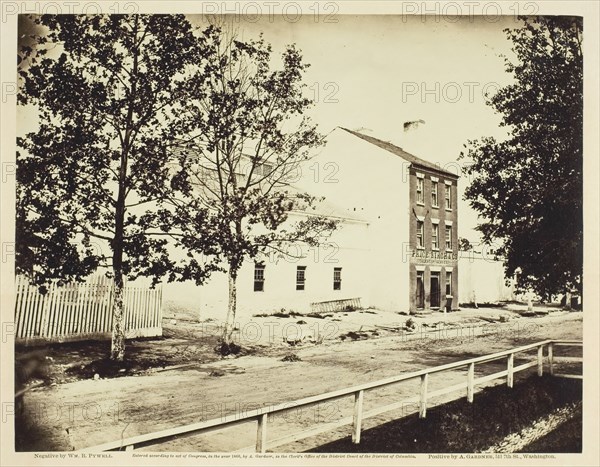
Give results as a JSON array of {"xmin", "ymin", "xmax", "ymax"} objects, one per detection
[
  {"xmin": 445, "ymin": 225, "xmax": 452, "ymax": 250},
  {"xmin": 416, "ymin": 177, "xmax": 424, "ymax": 205},
  {"xmin": 445, "ymin": 182, "xmax": 452, "ymax": 210},
  {"xmin": 432, "ymin": 223, "xmax": 439, "ymax": 250},
  {"xmin": 431, "ymin": 180, "xmax": 439, "ymax": 207},
  {"xmin": 296, "ymin": 266, "xmax": 306, "ymax": 291},
  {"xmin": 254, "ymin": 264, "xmax": 265, "ymax": 292},
  {"xmin": 416, "ymin": 220, "xmax": 424, "ymax": 248},
  {"xmin": 333, "ymin": 267, "xmax": 342, "ymax": 290}
]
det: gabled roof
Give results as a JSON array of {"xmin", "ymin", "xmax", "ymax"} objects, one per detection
[{"xmin": 340, "ymin": 127, "xmax": 459, "ymax": 179}]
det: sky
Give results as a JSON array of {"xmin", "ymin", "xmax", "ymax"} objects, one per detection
[
  {"xmin": 17, "ymin": 13, "xmax": 524, "ymax": 245},
  {"xmin": 190, "ymin": 14, "xmax": 522, "ymax": 243}
]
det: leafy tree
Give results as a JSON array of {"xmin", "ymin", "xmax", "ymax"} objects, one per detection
[
  {"xmin": 460, "ymin": 17, "xmax": 582, "ymax": 300},
  {"xmin": 17, "ymin": 15, "xmax": 216, "ymax": 360},
  {"xmin": 458, "ymin": 237, "xmax": 473, "ymax": 252},
  {"xmin": 169, "ymin": 28, "xmax": 337, "ymax": 346}
]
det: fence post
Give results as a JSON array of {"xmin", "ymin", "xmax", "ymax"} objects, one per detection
[
  {"xmin": 256, "ymin": 413, "xmax": 268, "ymax": 453},
  {"xmin": 419, "ymin": 373, "xmax": 428, "ymax": 418},
  {"xmin": 467, "ymin": 363, "xmax": 475, "ymax": 402},
  {"xmin": 548, "ymin": 342, "xmax": 554, "ymax": 376},
  {"xmin": 352, "ymin": 390, "xmax": 364, "ymax": 444},
  {"xmin": 125, "ymin": 444, "xmax": 134, "ymax": 451},
  {"xmin": 537, "ymin": 345, "xmax": 544, "ymax": 376},
  {"xmin": 507, "ymin": 353, "xmax": 514, "ymax": 388}
]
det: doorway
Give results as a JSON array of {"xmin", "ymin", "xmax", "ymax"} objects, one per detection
[
  {"xmin": 430, "ymin": 272, "xmax": 440, "ymax": 309},
  {"xmin": 416, "ymin": 271, "xmax": 425, "ymax": 309}
]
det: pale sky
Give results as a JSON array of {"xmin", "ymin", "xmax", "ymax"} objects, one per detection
[
  {"xmin": 18, "ymin": 14, "xmax": 523, "ymax": 245},
  {"xmin": 191, "ymin": 14, "xmax": 521, "ymax": 243}
]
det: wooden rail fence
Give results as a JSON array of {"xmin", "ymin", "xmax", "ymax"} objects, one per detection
[
  {"xmin": 311, "ymin": 297, "xmax": 362, "ymax": 313},
  {"xmin": 14, "ymin": 275, "xmax": 163, "ymax": 344},
  {"xmin": 81, "ymin": 339, "xmax": 582, "ymax": 453}
]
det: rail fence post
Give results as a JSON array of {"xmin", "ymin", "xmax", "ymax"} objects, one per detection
[
  {"xmin": 256, "ymin": 413, "xmax": 268, "ymax": 453},
  {"xmin": 548, "ymin": 342, "xmax": 554, "ymax": 376},
  {"xmin": 352, "ymin": 390, "xmax": 364, "ymax": 444},
  {"xmin": 507, "ymin": 353, "xmax": 514, "ymax": 388},
  {"xmin": 467, "ymin": 363, "xmax": 475, "ymax": 402},
  {"xmin": 537, "ymin": 345, "xmax": 544, "ymax": 376},
  {"xmin": 419, "ymin": 373, "xmax": 428, "ymax": 418}
]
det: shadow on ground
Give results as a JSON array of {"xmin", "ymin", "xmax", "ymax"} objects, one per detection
[{"xmin": 307, "ymin": 375, "xmax": 582, "ymax": 453}]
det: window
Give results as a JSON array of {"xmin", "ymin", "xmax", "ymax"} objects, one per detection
[
  {"xmin": 445, "ymin": 225, "xmax": 452, "ymax": 250},
  {"xmin": 431, "ymin": 181, "xmax": 438, "ymax": 207},
  {"xmin": 256, "ymin": 162, "xmax": 273, "ymax": 177},
  {"xmin": 254, "ymin": 264, "xmax": 265, "ymax": 292},
  {"xmin": 296, "ymin": 266, "xmax": 306, "ymax": 291},
  {"xmin": 446, "ymin": 271, "xmax": 452, "ymax": 296},
  {"xmin": 445, "ymin": 184, "xmax": 452, "ymax": 210},
  {"xmin": 432, "ymin": 223, "xmax": 439, "ymax": 250},
  {"xmin": 416, "ymin": 220, "xmax": 424, "ymax": 248},
  {"xmin": 416, "ymin": 177, "xmax": 424, "ymax": 204},
  {"xmin": 333, "ymin": 267, "xmax": 342, "ymax": 290}
]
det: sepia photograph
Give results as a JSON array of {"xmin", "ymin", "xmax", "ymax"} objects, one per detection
[{"xmin": 1, "ymin": 1, "xmax": 598, "ymax": 465}]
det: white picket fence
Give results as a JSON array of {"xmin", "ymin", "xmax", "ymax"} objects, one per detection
[{"xmin": 14, "ymin": 275, "xmax": 163, "ymax": 344}]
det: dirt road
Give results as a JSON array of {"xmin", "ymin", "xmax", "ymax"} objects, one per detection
[{"xmin": 19, "ymin": 311, "xmax": 582, "ymax": 452}]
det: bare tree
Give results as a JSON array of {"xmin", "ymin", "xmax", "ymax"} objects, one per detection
[{"xmin": 170, "ymin": 25, "xmax": 338, "ymax": 348}]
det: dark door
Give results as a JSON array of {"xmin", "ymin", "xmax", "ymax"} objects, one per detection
[
  {"xmin": 416, "ymin": 271, "xmax": 425, "ymax": 309},
  {"xmin": 430, "ymin": 273, "xmax": 440, "ymax": 308}
]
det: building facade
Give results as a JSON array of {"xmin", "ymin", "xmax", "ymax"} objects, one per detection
[
  {"xmin": 159, "ymin": 127, "xmax": 460, "ymax": 317},
  {"xmin": 332, "ymin": 128, "xmax": 459, "ymax": 313}
]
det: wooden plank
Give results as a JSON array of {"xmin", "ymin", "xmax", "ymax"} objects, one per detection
[
  {"xmin": 513, "ymin": 361, "xmax": 538, "ymax": 373},
  {"xmin": 14, "ymin": 276, "xmax": 26, "ymax": 339},
  {"xmin": 553, "ymin": 374, "xmax": 583, "ymax": 380},
  {"xmin": 467, "ymin": 362, "xmax": 475, "ymax": 402},
  {"xmin": 152, "ymin": 288, "xmax": 159, "ymax": 328},
  {"xmin": 144, "ymin": 288, "xmax": 151, "ymax": 330},
  {"xmin": 61, "ymin": 282, "xmax": 72, "ymax": 337},
  {"xmin": 39, "ymin": 282, "xmax": 53, "ymax": 338},
  {"xmin": 361, "ymin": 396, "xmax": 419, "ymax": 420},
  {"xmin": 256, "ymin": 414, "xmax": 268, "ymax": 453},
  {"xmin": 548, "ymin": 343, "xmax": 554, "ymax": 376},
  {"xmin": 104, "ymin": 280, "xmax": 112, "ymax": 333},
  {"xmin": 507, "ymin": 353, "xmax": 514, "ymax": 388},
  {"xmin": 24, "ymin": 279, "xmax": 36, "ymax": 338},
  {"xmin": 553, "ymin": 356, "xmax": 583, "ymax": 363},
  {"xmin": 48, "ymin": 282, "xmax": 61, "ymax": 339},
  {"xmin": 80, "ymin": 416, "xmax": 257, "ymax": 452},
  {"xmin": 52, "ymin": 285, "xmax": 64, "ymax": 339},
  {"xmin": 87, "ymin": 280, "xmax": 97, "ymax": 334},
  {"xmin": 553, "ymin": 341, "xmax": 583, "ymax": 346},
  {"xmin": 158, "ymin": 286, "xmax": 163, "ymax": 328},
  {"xmin": 68, "ymin": 282, "xmax": 78, "ymax": 336},
  {"xmin": 80, "ymin": 282, "xmax": 91, "ymax": 335},
  {"xmin": 73, "ymin": 282, "xmax": 82, "ymax": 334},
  {"xmin": 474, "ymin": 369, "xmax": 509, "ymax": 385},
  {"xmin": 419, "ymin": 373, "xmax": 428, "ymax": 418},
  {"xmin": 100, "ymin": 278, "xmax": 109, "ymax": 333},
  {"xmin": 265, "ymin": 415, "xmax": 354, "ymax": 451},
  {"xmin": 427, "ymin": 381, "xmax": 468, "ymax": 399},
  {"xmin": 25, "ymin": 280, "xmax": 39, "ymax": 338},
  {"xmin": 98, "ymin": 280, "xmax": 108, "ymax": 333},
  {"xmin": 352, "ymin": 390, "xmax": 364, "ymax": 444},
  {"xmin": 537, "ymin": 345, "xmax": 544, "ymax": 376}
]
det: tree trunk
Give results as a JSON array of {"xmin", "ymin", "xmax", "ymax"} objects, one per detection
[
  {"xmin": 110, "ymin": 186, "xmax": 126, "ymax": 361},
  {"xmin": 110, "ymin": 270, "xmax": 126, "ymax": 361},
  {"xmin": 109, "ymin": 16, "xmax": 138, "ymax": 361},
  {"xmin": 222, "ymin": 267, "xmax": 237, "ymax": 345}
]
